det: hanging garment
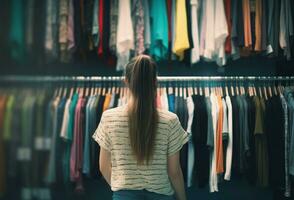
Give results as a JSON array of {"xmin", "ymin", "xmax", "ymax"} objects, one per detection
[
  {"xmin": 45, "ymin": 0, "xmax": 59, "ymax": 61},
  {"xmin": 92, "ymin": 0, "xmax": 100, "ymax": 47},
  {"xmin": 209, "ymin": 93, "xmax": 219, "ymax": 192},
  {"xmin": 25, "ymin": 0, "xmax": 34, "ymax": 53},
  {"xmin": 266, "ymin": 96, "xmax": 285, "ymax": 192},
  {"xmin": 168, "ymin": 94, "xmax": 175, "ymax": 113},
  {"xmin": 102, "ymin": 0, "xmax": 111, "ymax": 58},
  {"xmin": 173, "ymin": 0, "xmax": 190, "ymax": 60},
  {"xmin": 281, "ymin": 93, "xmax": 291, "ymax": 197},
  {"xmin": 254, "ymin": 96, "xmax": 269, "ymax": 187},
  {"xmin": 67, "ymin": 0, "xmax": 75, "ymax": 50},
  {"xmin": 83, "ymin": 96, "xmax": 97, "ymax": 176},
  {"xmin": 132, "ymin": 0, "xmax": 145, "ymax": 55},
  {"xmin": 31, "ymin": 92, "xmax": 47, "ymax": 191},
  {"xmin": 186, "ymin": 96, "xmax": 195, "ymax": 187},
  {"xmin": 97, "ymin": 0, "xmax": 104, "ymax": 56},
  {"xmin": 0, "ymin": 96, "xmax": 7, "ymax": 196},
  {"xmin": 143, "ymin": 0, "xmax": 151, "ymax": 50},
  {"xmin": 216, "ymin": 96, "xmax": 224, "ymax": 174},
  {"xmin": 59, "ymin": 0, "xmax": 69, "ymax": 62},
  {"xmin": 70, "ymin": 97, "xmax": 86, "ymax": 191},
  {"xmin": 243, "ymin": 0, "xmax": 252, "ymax": 48},
  {"xmin": 150, "ymin": 0, "xmax": 169, "ymax": 60},
  {"xmin": 284, "ymin": 89, "xmax": 294, "ymax": 176},
  {"xmin": 91, "ymin": 95, "xmax": 105, "ymax": 178},
  {"xmin": 255, "ymin": 0, "xmax": 262, "ymax": 51},
  {"xmin": 224, "ymin": 0, "xmax": 232, "ymax": 54},
  {"xmin": 116, "ymin": 0, "xmax": 134, "ymax": 70},
  {"xmin": 192, "ymin": 95, "xmax": 210, "ymax": 188},
  {"xmin": 9, "ymin": 0, "xmax": 25, "ymax": 61},
  {"xmin": 245, "ymin": 96, "xmax": 257, "ymax": 184},
  {"xmin": 190, "ymin": 0, "xmax": 200, "ymax": 64},
  {"xmin": 230, "ymin": 96, "xmax": 240, "ymax": 174},
  {"xmin": 261, "ymin": 0, "xmax": 268, "ymax": 50},
  {"xmin": 214, "ymin": 0, "xmax": 228, "ymax": 66},
  {"xmin": 279, "ymin": 0, "xmax": 294, "ymax": 60},
  {"xmin": 231, "ymin": 0, "xmax": 245, "ymax": 47},
  {"xmin": 224, "ymin": 96, "xmax": 233, "ymax": 181},
  {"xmin": 109, "ymin": 0, "xmax": 119, "ymax": 54},
  {"xmin": 46, "ymin": 96, "xmax": 61, "ymax": 184},
  {"xmin": 267, "ymin": 0, "xmax": 281, "ymax": 56}
]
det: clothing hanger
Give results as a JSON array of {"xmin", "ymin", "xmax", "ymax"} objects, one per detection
[
  {"xmin": 175, "ymin": 81, "xmax": 179, "ymax": 97},
  {"xmin": 230, "ymin": 79, "xmax": 235, "ymax": 96},
  {"xmin": 225, "ymin": 81, "xmax": 229, "ymax": 96},
  {"xmin": 236, "ymin": 82, "xmax": 240, "ymax": 96},
  {"xmin": 168, "ymin": 82, "xmax": 173, "ymax": 95},
  {"xmin": 183, "ymin": 83, "xmax": 187, "ymax": 99}
]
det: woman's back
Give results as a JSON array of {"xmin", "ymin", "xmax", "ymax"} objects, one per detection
[{"xmin": 93, "ymin": 105, "xmax": 188, "ymax": 196}]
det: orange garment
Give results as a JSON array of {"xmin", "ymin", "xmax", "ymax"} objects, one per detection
[
  {"xmin": 103, "ymin": 93, "xmax": 112, "ymax": 111},
  {"xmin": 0, "ymin": 96, "xmax": 7, "ymax": 195},
  {"xmin": 243, "ymin": 0, "xmax": 252, "ymax": 47},
  {"xmin": 254, "ymin": 0, "xmax": 262, "ymax": 51},
  {"xmin": 216, "ymin": 96, "xmax": 224, "ymax": 174}
]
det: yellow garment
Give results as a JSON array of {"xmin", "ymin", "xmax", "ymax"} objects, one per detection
[
  {"xmin": 103, "ymin": 94, "xmax": 112, "ymax": 112},
  {"xmin": 172, "ymin": 0, "xmax": 190, "ymax": 60}
]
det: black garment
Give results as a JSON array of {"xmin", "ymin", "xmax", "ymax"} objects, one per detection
[
  {"xmin": 231, "ymin": 96, "xmax": 241, "ymax": 175},
  {"xmin": 261, "ymin": 0, "xmax": 268, "ymax": 50},
  {"xmin": 84, "ymin": 0, "xmax": 94, "ymax": 35},
  {"xmin": 265, "ymin": 96, "xmax": 285, "ymax": 191},
  {"xmin": 191, "ymin": 95, "xmax": 209, "ymax": 187},
  {"xmin": 175, "ymin": 96, "xmax": 188, "ymax": 183},
  {"xmin": 183, "ymin": 0, "xmax": 193, "ymax": 65},
  {"xmin": 91, "ymin": 95, "xmax": 105, "ymax": 178},
  {"xmin": 31, "ymin": 0, "xmax": 46, "ymax": 64},
  {"xmin": 245, "ymin": 97, "xmax": 257, "ymax": 184},
  {"xmin": 102, "ymin": 0, "xmax": 111, "ymax": 58},
  {"xmin": 231, "ymin": 0, "xmax": 245, "ymax": 47},
  {"xmin": 269, "ymin": 0, "xmax": 281, "ymax": 57}
]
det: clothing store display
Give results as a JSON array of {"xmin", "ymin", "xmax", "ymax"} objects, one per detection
[
  {"xmin": 1, "ymin": 77, "xmax": 294, "ymax": 200},
  {"xmin": 7, "ymin": 0, "xmax": 293, "ymax": 66}
]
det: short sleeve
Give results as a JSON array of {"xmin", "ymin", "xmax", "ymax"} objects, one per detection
[
  {"xmin": 167, "ymin": 115, "xmax": 189, "ymax": 156},
  {"xmin": 92, "ymin": 113, "xmax": 111, "ymax": 152}
]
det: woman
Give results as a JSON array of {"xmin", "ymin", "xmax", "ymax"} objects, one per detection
[{"xmin": 93, "ymin": 55, "xmax": 188, "ymax": 200}]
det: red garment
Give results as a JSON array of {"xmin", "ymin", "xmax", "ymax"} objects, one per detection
[
  {"xmin": 166, "ymin": 0, "xmax": 172, "ymax": 42},
  {"xmin": 98, "ymin": 0, "xmax": 104, "ymax": 56},
  {"xmin": 224, "ymin": 0, "xmax": 232, "ymax": 54}
]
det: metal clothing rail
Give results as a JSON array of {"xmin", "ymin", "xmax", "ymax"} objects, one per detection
[{"xmin": 0, "ymin": 75, "xmax": 294, "ymax": 82}]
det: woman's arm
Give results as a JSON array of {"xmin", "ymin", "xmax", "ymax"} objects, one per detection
[
  {"xmin": 99, "ymin": 147, "xmax": 112, "ymax": 185},
  {"xmin": 168, "ymin": 152, "xmax": 187, "ymax": 200}
]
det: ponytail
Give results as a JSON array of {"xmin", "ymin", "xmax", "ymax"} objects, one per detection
[{"xmin": 125, "ymin": 55, "xmax": 158, "ymax": 165}]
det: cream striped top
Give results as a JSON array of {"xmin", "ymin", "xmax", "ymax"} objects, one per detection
[{"xmin": 92, "ymin": 105, "xmax": 188, "ymax": 195}]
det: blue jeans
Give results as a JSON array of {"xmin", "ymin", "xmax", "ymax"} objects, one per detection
[{"xmin": 112, "ymin": 190, "xmax": 175, "ymax": 200}]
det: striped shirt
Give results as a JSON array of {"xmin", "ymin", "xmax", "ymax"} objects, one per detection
[{"xmin": 92, "ymin": 105, "xmax": 188, "ymax": 195}]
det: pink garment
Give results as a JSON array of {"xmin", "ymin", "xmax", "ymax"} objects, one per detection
[
  {"xmin": 70, "ymin": 98, "xmax": 86, "ymax": 191},
  {"xmin": 156, "ymin": 94, "xmax": 162, "ymax": 108}
]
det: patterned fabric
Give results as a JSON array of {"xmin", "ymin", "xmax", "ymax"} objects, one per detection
[
  {"xmin": 59, "ymin": 0, "xmax": 69, "ymax": 62},
  {"xmin": 281, "ymin": 93, "xmax": 291, "ymax": 197},
  {"xmin": 109, "ymin": 0, "xmax": 119, "ymax": 54},
  {"xmin": 132, "ymin": 0, "xmax": 145, "ymax": 55},
  {"xmin": 93, "ymin": 106, "xmax": 189, "ymax": 195}
]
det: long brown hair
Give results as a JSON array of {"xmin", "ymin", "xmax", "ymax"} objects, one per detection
[{"xmin": 125, "ymin": 55, "xmax": 158, "ymax": 165}]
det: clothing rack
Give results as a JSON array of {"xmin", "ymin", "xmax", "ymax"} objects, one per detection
[{"xmin": 0, "ymin": 76, "xmax": 294, "ymax": 83}]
